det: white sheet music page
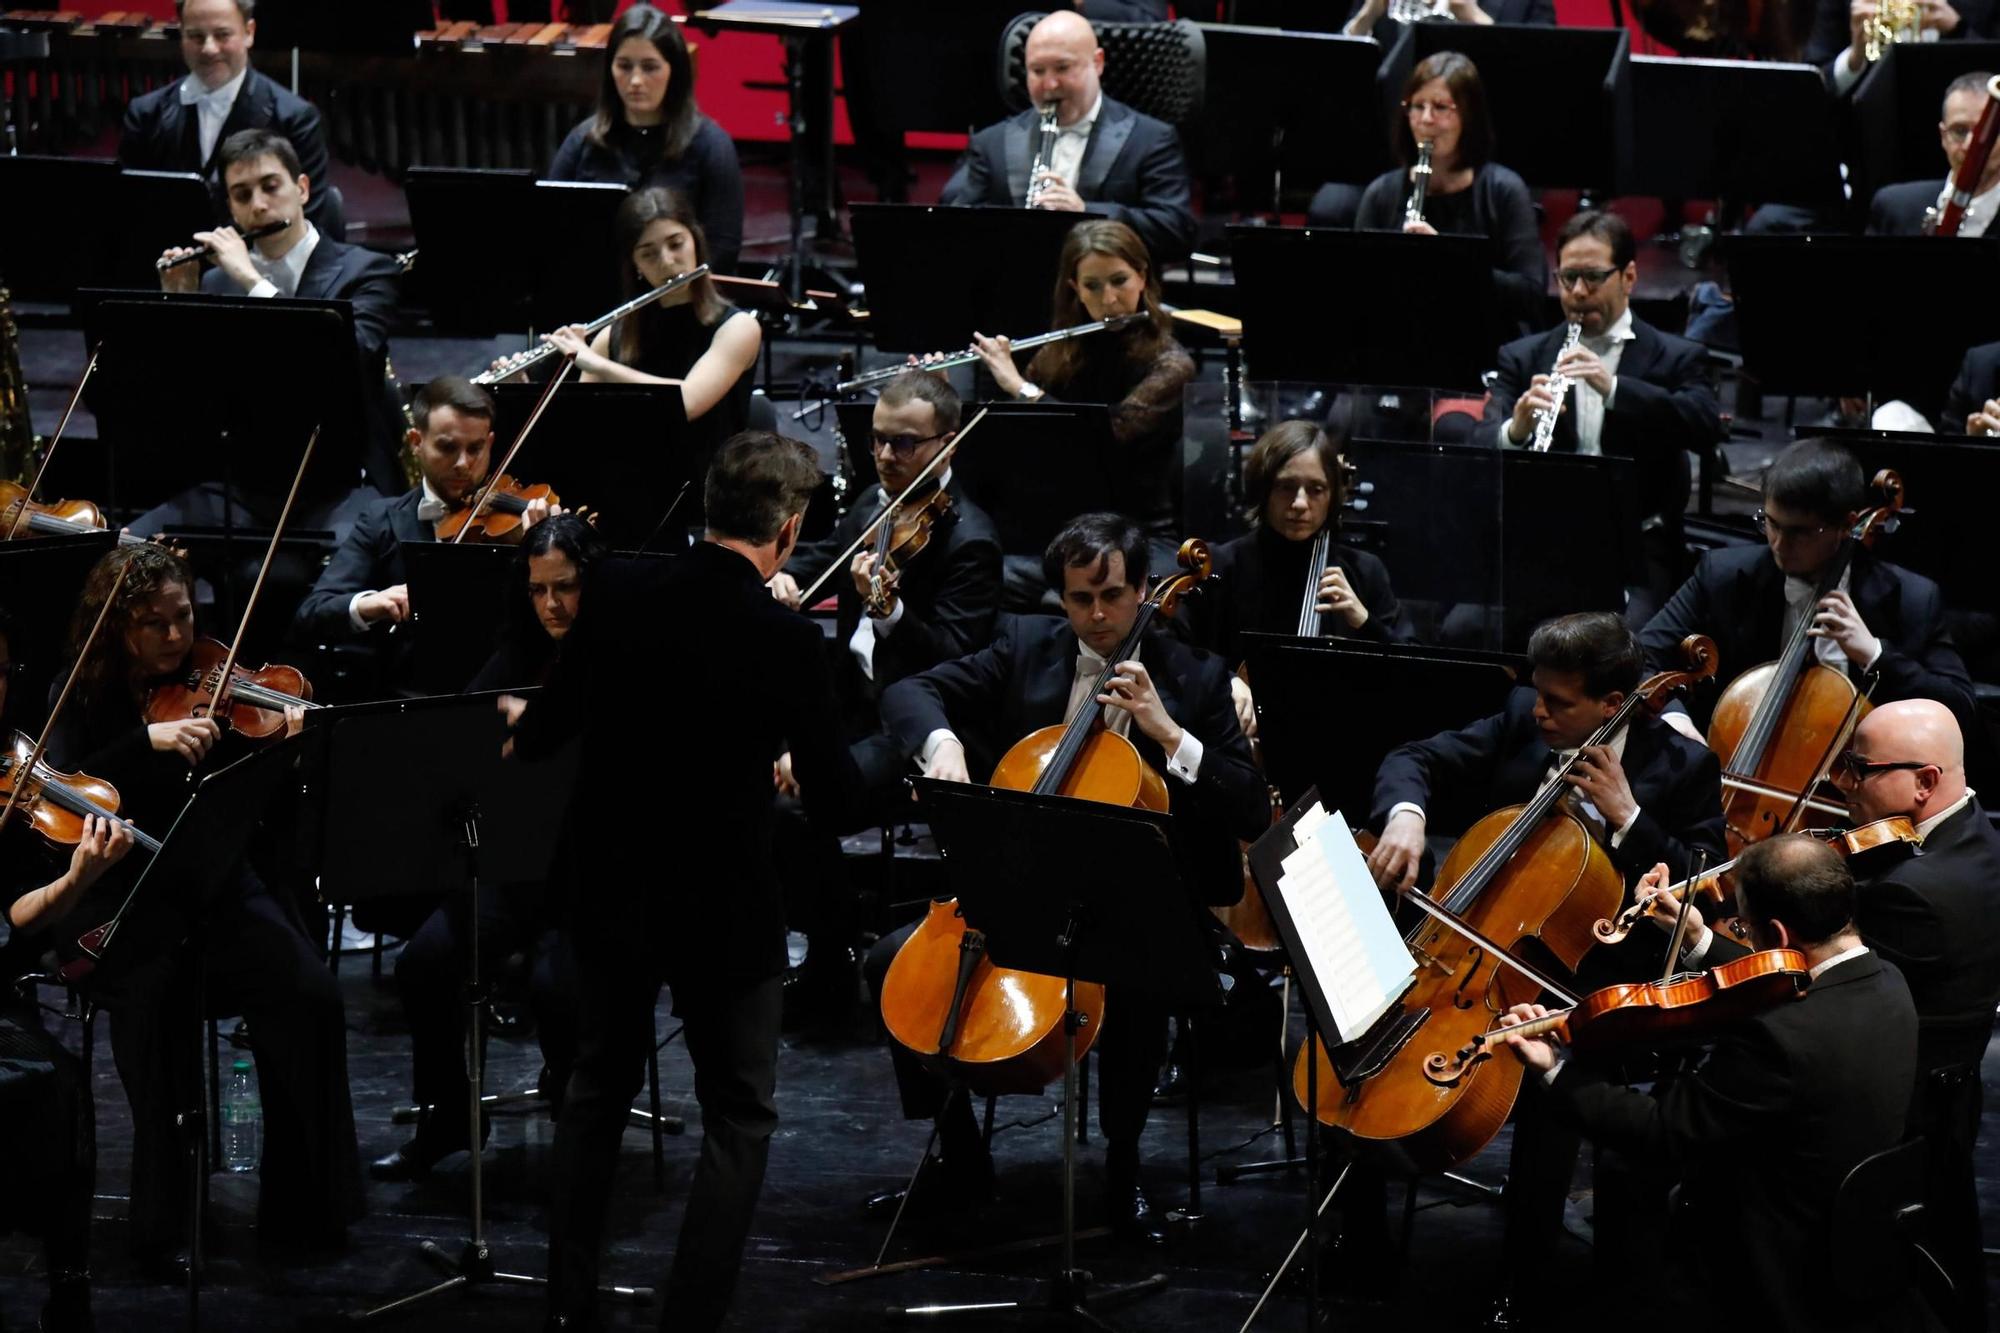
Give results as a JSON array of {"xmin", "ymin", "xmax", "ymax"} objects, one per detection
[{"xmin": 1276, "ymin": 808, "xmax": 1415, "ymax": 1043}]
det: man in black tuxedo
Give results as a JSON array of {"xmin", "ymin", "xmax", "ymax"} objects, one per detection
[
  {"xmin": 765, "ymin": 372, "xmax": 1002, "ymax": 1018},
  {"xmin": 505, "ymin": 431, "xmax": 863, "ymax": 1333},
  {"xmin": 1505, "ymin": 834, "xmax": 1921, "ymax": 1333},
  {"xmin": 1941, "ymin": 335, "xmax": 2000, "ymax": 433},
  {"xmin": 870, "ymin": 512, "xmax": 1267, "ymax": 1244},
  {"xmin": 153, "ymin": 128, "xmax": 405, "ymax": 506},
  {"xmin": 118, "ymin": 0, "xmax": 342, "ymax": 236},
  {"xmin": 1639, "ymin": 438, "xmax": 1976, "ymax": 737},
  {"xmin": 1478, "ymin": 210, "xmax": 1719, "ymax": 620},
  {"xmin": 1868, "ymin": 72, "xmax": 2000, "ymax": 234},
  {"xmin": 939, "ymin": 10, "xmax": 1196, "ymax": 263},
  {"xmin": 1808, "ymin": 0, "xmax": 1999, "ymax": 92}
]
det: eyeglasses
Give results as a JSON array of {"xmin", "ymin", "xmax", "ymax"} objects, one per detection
[
  {"xmin": 1403, "ymin": 99, "xmax": 1458, "ymax": 119},
  {"xmin": 1945, "ymin": 124, "xmax": 1977, "ymax": 143},
  {"xmin": 871, "ymin": 430, "xmax": 946, "ymax": 458},
  {"xmin": 1831, "ymin": 750, "xmax": 1933, "ymax": 781},
  {"xmin": 1752, "ymin": 509, "xmax": 1834, "ymax": 542},
  {"xmin": 1555, "ymin": 266, "xmax": 1619, "ymax": 291}
]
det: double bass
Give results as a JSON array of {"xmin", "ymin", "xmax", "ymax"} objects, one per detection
[{"xmin": 877, "ymin": 540, "xmax": 1212, "ymax": 1095}]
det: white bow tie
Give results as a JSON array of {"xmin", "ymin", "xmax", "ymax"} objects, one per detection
[{"xmin": 416, "ymin": 496, "xmax": 449, "ymax": 523}]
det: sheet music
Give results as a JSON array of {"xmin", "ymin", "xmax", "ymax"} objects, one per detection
[{"xmin": 1275, "ymin": 806, "xmax": 1414, "ymax": 1043}]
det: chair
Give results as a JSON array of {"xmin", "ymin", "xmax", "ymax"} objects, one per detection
[
  {"xmin": 1829, "ymin": 1137, "xmax": 1955, "ymax": 1320},
  {"xmin": 996, "ymin": 13, "xmax": 1207, "ymax": 129}
]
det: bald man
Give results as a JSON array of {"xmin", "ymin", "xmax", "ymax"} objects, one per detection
[{"xmin": 938, "ymin": 10, "xmax": 1196, "ymax": 263}]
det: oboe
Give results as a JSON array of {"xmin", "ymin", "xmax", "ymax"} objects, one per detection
[
  {"xmin": 1024, "ymin": 102, "xmax": 1062, "ymax": 207},
  {"xmin": 155, "ymin": 219, "xmax": 293, "ymax": 271},
  {"xmin": 473, "ymin": 265, "xmax": 709, "ymax": 384},
  {"xmin": 1404, "ymin": 140, "xmax": 1434, "ymax": 229},
  {"xmin": 1529, "ymin": 323, "xmax": 1583, "ymax": 452}
]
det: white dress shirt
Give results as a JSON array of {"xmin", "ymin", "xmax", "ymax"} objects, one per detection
[
  {"xmin": 1388, "ymin": 727, "xmax": 1641, "ymax": 850},
  {"xmin": 178, "ymin": 67, "xmax": 247, "ymax": 165},
  {"xmin": 245, "ymin": 221, "xmax": 320, "ymax": 300},
  {"xmin": 1046, "ymin": 92, "xmax": 1103, "ymax": 193},
  {"xmin": 1571, "ymin": 308, "xmax": 1635, "ymax": 457},
  {"xmin": 847, "ymin": 470, "xmax": 951, "ymax": 682},
  {"xmin": 1781, "ymin": 564, "xmax": 1880, "ymax": 674}
]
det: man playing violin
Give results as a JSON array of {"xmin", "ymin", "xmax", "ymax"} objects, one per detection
[
  {"xmin": 868, "ymin": 512, "xmax": 1267, "ymax": 1244},
  {"xmin": 1639, "ymin": 438, "xmax": 1976, "ymax": 739},
  {"xmin": 1502, "ymin": 834, "xmax": 1920, "ymax": 1333}
]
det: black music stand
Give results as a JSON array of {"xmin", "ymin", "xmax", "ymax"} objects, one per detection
[
  {"xmin": 883, "ymin": 778, "xmax": 1216, "ymax": 1326},
  {"xmin": 844, "ymin": 0, "xmax": 1021, "ymax": 135},
  {"xmin": 1497, "ymin": 449, "xmax": 1639, "ymax": 635},
  {"xmin": 1724, "ymin": 236, "xmax": 2000, "ymax": 413},
  {"xmin": 485, "ymin": 383, "xmax": 694, "ymax": 549},
  {"xmin": 1227, "ymin": 228, "xmax": 1501, "ymax": 388},
  {"xmin": 118, "ymin": 169, "xmax": 221, "ymax": 279},
  {"xmin": 951, "ymin": 402, "xmax": 1118, "ymax": 558},
  {"xmin": 401, "ymin": 542, "xmax": 520, "ymax": 698},
  {"xmin": 1851, "ymin": 41, "xmax": 2000, "ymax": 212},
  {"xmin": 850, "ymin": 204, "xmax": 1084, "ymax": 352},
  {"xmin": 0, "ymin": 156, "xmax": 119, "ymax": 304},
  {"xmin": 1810, "ymin": 428, "xmax": 2000, "ymax": 608},
  {"xmin": 1617, "ymin": 56, "xmax": 1843, "ymax": 208},
  {"xmin": 0, "ymin": 531, "xmax": 118, "ymax": 736}
]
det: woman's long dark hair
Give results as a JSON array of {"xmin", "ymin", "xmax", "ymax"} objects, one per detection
[
  {"xmin": 610, "ymin": 187, "xmax": 731, "ymax": 365},
  {"xmin": 587, "ymin": 4, "xmax": 701, "ymax": 159},
  {"xmin": 66, "ymin": 544, "xmax": 193, "ymax": 716},
  {"xmin": 500, "ymin": 515, "xmax": 605, "ymax": 680},
  {"xmin": 1394, "ymin": 51, "xmax": 1493, "ymax": 169},
  {"xmin": 1027, "ymin": 219, "xmax": 1168, "ymax": 388},
  {"xmin": 1241, "ymin": 418, "xmax": 1357, "ymax": 531}
]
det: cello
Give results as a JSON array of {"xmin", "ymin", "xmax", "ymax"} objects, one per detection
[
  {"xmin": 877, "ymin": 540, "xmax": 1212, "ymax": 1095},
  {"xmin": 1290, "ymin": 636, "xmax": 1717, "ymax": 1172}
]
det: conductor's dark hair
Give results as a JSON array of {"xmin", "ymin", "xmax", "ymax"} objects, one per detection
[
  {"xmin": 178, "ymin": 0, "xmax": 254, "ymax": 20},
  {"xmin": 704, "ymin": 431, "xmax": 820, "ymax": 545},
  {"xmin": 1735, "ymin": 834, "xmax": 1855, "ymax": 946},
  {"xmin": 1526, "ymin": 611, "xmax": 1642, "ymax": 699},
  {"xmin": 1043, "ymin": 512, "xmax": 1148, "ymax": 593},
  {"xmin": 1242, "ymin": 419, "xmax": 1349, "ymax": 530},
  {"xmin": 1763, "ymin": 439, "xmax": 1867, "ymax": 524},
  {"xmin": 1397, "ymin": 51, "xmax": 1492, "ymax": 169},
  {"xmin": 876, "ymin": 370, "xmax": 963, "ymax": 436},
  {"xmin": 1944, "ymin": 70, "xmax": 1996, "ymax": 106},
  {"xmin": 589, "ymin": 4, "xmax": 700, "ymax": 159},
  {"xmin": 217, "ymin": 127, "xmax": 302, "ymax": 181},
  {"xmin": 410, "ymin": 376, "xmax": 496, "ymax": 434},
  {"xmin": 1556, "ymin": 209, "xmax": 1637, "ymax": 270}
]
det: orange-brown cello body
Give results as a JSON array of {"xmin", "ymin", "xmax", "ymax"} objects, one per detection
[
  {"xmin": 1708, "ymin": 661, "xmax": 1868, "ymax": 866},
  {"xmin": 144, "ymin": 638, "xmax": 314, "ymax": 740}
]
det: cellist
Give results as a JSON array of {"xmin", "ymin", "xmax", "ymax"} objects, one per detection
[{"xmin": 868, "ymin": 512, "xmax": 1267, "ymax": 1244}]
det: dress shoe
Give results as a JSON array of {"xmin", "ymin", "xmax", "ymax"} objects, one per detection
[
  {"xmin": 1152, "ymin": 1056, "xmax": 1188, "ymax": 1102},
  {"xmin": 862, "ymin": 1150, "xmax": 994, "ymax": 1218},
  {"xmin": 1105, "ymin": 1180, "xmax": 1171, "ymax": 1248},
  {"xmin": 369, "ymin": 1111, "xmax": 491, "ymax": 1181}
]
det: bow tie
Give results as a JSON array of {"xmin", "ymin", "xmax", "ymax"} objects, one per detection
[
  {"xmin": 1076, "ymin": 647, "xmax": 1108, "ymax": 677},
  {"xmin": 179, "ymin": 76, "xmax": 236, "ymax": 111},
  {"xmin": 416, "ymin": 496, "xmax": 449, "ymax": 523}
]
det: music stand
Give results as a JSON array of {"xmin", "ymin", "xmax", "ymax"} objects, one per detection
[
  {"xmin": 1497, "ymin": 450, "xmax": 1639, "ymax": 636},
  {"xmin": 886, "ymin": 778, "xmax": 1217, "ymax": 1326},
  {"xmin": 1724, "ymin": 236, "xmax": 2000, "ymax": 412},
  {"xmin": 1810, "ymin": 427, "xmax": 2000, "ymax": 609},
  {"xmin": 843, "ymin": 0, "xmax": 1021, "ymax": 135},
  {"xmin": 402, "ymin": 542, "xmax": 520, "ymax": 698},
  {"xmin": 118, "ymin": 169, "xmax": 221, "ymax": 283},
  {"xmin": 1850, "ymin": 41, "xmax": 2000, "ymax": 213},
  {"xmin": 0, "ymin": 156, "xmax": 119, "ymax": 304},
  {"xmin": 0, "ymin": 531, "xmax": 118, "ymax": 736},
  {"xmin": 1616, "ymin": 56, "xmax": 1843, "ymax": 207},
  {"xmin": 850, "ymin": 204, "xmax": 1084, "ymax": 352},
  {"xmin": 485, "ymin": 383, "xmax": 694, "ymax": 549},
  {"xmin": 1227, "ymin": 228, "xmax": 1501, "ymax": 388},
  {"xmin": 951, "ymin": 402, "xmax": 1118, "ymax": 558}
]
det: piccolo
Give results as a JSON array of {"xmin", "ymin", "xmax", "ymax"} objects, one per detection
[
  {"xmin": 473, "ymin": 264, "xmax": 710, "ymax": 385},
  {"xmin": 155, "ymin": 219, "xmax": 293, "ymax": 271}
]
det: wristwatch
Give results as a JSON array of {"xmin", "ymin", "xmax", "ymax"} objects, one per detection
[{"xmin": 1017, "ymin": 382, "xmax": 1044, "ymax": 401}]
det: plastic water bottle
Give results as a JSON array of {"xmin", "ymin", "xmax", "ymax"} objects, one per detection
[{"xmin": 222, "ymin": 1058, "xmax": 261, "ymax": 1174}]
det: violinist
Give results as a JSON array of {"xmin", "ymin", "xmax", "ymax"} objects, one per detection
[
  {"xmin": 1639, "ymin": 438, "xmax": 1976, "ymax": 738},
  {"xmin": 765, "ymin": 371, "xmax": 1001, "ymax": 1021},
  {"xmin": 869, "ymin": 513, "xmax": 1266, "ymax": 1243},
  {"xmin": 1500, "ymin": 835, "xmax": 1921, "ymax": 1333},
  {"xmin": 39, "ymin": 544, "xmax": 362, "ymax": 1278}
]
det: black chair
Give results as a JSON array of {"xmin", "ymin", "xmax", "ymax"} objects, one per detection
[
  {"xmin": 996, "ymin": 12, "xmax": 1207, "ymax": 130},
  {"xmin": 1829, "ymin": 1137, "xmax": 1956, "ymax": 1321}
]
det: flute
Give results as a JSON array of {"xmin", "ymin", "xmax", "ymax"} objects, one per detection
[
  {"xmin": 473, "ymin": 265, "xmax": 710, "ymax": 385},
  {"xmin": 155, "ymin": 219, "xmax": 293, "ymax": 271}
]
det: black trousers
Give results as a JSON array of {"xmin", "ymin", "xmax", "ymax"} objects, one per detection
[
  {"xmin": 1916, "ymin": 1062, "xmax": 1986, "ymax": 1333},
  {"xmin": 774, "ymin": 730, "xmax": 911, "ymax": 962},
  {"xmin": 0, "ymin": 1006, "xmax": 93, "ymax": 1279},
  {"xmin": 546, "ymin": 924, "xmax": 784, "ymax": 1333},
  {"xmin": 98, "ymin": 878, "xmax": 361, "ymax": 1256},
  {"xmin": 863, "ymin": 919, "xmax": 1169, "ymax": 1171},
  {"xmin": 396, "ymin": 881, "xmax": 578, "ymax": 1118}
]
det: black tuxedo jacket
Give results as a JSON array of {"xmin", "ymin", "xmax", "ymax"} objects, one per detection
[
  {"xmin": 511, "ymin": 544, "xmax": 863, "ymax": 981},
  {"xmin": 201, "ymin": 236, "xmax": 406, "ymax": 495},
  {"xmin": 938, "ymin": 95, "xmax": 1197, "ymax": 263},
  {"xmin": 1867, "ymin": 178, "xmax": 1945, "ymax": 235},
  {"xmin": 1187, "ymin": 527, "xmax": 1414, "ymax": 671},
  {"xmin": 291, "ymin": 489, "xmax": 431, "ymax": 645},
  {"xmin": 1639, "ymin": 543, "xmax": 1975, "ymax": 730},
  {"xmin": 783, "ymin": 478, "xmax": 1003, "ymax": 726},
  {"xmin": 1371, "ymin": 687, "xmax": 1727, "ymax": 884},
  {"xmin": 118, "ymin": 69, "xmax": 340, "ymax": 235},
  {"xmin": 879, "ymin": 615, "xmax": 1269, "ymax": 904},
  {"xmin": 1548, "ymin": 950, "xmax": 1918, "ymax": 1333},
  {"xmin": 1805, "ymin": 0, "xmax": 2000, "ymax": 73},
  {"xmin": 1478, "ymin": 316, "xmax": 1718, "ymax": 523},
  {"xmin": 1940, "ymin": 336, "xmax": 2000, "ymax": 430}
]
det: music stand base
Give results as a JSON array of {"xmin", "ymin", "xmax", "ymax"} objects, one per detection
[
  {"xmin": 347, "ymin": 1239, "xmax": 654, "ymax": 1323},
  {"xmin": 888, "ymin": 1270, "xmax": 1167, "ymax": 1325}
]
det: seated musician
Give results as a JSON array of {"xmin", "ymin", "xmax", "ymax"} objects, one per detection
[
  {"xmin": 371, "ymin": 515, "xmax": 597, "ymax": 1181},
  {"xmin": 119, "ymin": 0, "xmax": 342, "ymax": 236},
  {"xmin": 1941, "ymin": 334, "xmax": 2000, "ymax": 433},
  {"xmin": 1868, "ymin": 73, "xmax": 2000, "ymax": 233},
  {"xmin": 1478, "ymin": 209, "xmax": 1720, "ymax": 619},
  {"xmin": 153, "ymin": 128, "xmax": 407, "ymax": 505},
  {"xmin": 966, "ymin": 219, "xmax": 1196, "ymax": 603},
  {"xmin": 764, "ymin": 371, "xmax": 1002, "ymax": 1018},
  {"xmin": 1501, "ymin": 834, "xmax": 1921, "ymax": 1331},
  {"xmin": 1341, "ymin": 0, "xmax": 1553, "ymax": 34},
  {"xmin": 34, "ymin": 545, "xmax": 361, "ymax": 1277},
  {"xmin": 938, "ymin": 10, "xmax": 1197, "ymax": 264},
  {"xmin": 1641, "ymin": 698, "xmax": 2000, "ymax": 1332},
  {"xmin": 545, "ymin": 4, "xmax": 745, "ymax": 272},
  {"xmin": 0, "ymin": 612, "xmax": 103, "ymax": 1333},
  {"xmin": 868, "ymin": 512, "xmax": 1268, "ymax": 1243},
  {"xmin": 1810, "ymin": 0, "xmax": 1999, "ymax": 96},
  {"xmin": 1639, "ymin": 437, "xmax": 1977, "ymax": 737}
]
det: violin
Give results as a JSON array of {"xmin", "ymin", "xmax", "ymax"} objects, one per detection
[
  {"xmin": 0, "ymin": 730, "xmax": 161, "ymax": 853},
  {"xmin": 1291, "ymin": 635, "xmax": 1719, "ymax": 1172},
  {"xmin": 0, "ymin": 480, "xmax": 145, "ymax": 547},
  {"xmin": 433, "ymin": 473, "xmax": 563, "ymax": 544},
  {"xmin": 878, "ymin": 539, "xmax": 1212, "ymax": 1095},
  {"xmin": 864, "ymin": 483, "xmax": 954, "ymax": 619},
  {"xmin": 145, "ymin": 638, "xmax": 319, "ymax": 741}
]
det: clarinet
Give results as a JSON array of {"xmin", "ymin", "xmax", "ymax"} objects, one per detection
[
  {"xmin": 1529, "ymin": 323, "xmax": 1583, "ymax": 453},
  {"xmin": 1024, "ymin": 102, "xmax": 1062, "ymax": 207},
  {"xmin": 1404, "ymin": 140, "xmax": 1434, "ymax": 229}
]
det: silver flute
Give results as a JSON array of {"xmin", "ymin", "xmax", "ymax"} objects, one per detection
[
  {"xmin": 1404, "ymin": 140, "xmax": 1433, "ymax": 229},
  {"xmin": 473, "ymin": 264, "xmax": 709, "ymax": 384},
  {"xmin": 1024, "ymin": 102, "xmax": 1061, "ymax": 207},
  {"xmin": 1528, "ymin": 322, "xmax": 1583, "ymax": 452}
]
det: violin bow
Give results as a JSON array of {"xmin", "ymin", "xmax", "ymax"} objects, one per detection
[
  {"xmin": 0, "ymin": 557, "xmax": 130, "ymax": 840},
  {"xmin": 795, "ymin": 406, "xmax": 989, "ymax": 607},
  {"xmin": 5, "ymin": 343, "xmax": 101, "ymax": 541},
  {"xmin": 1660, "ymin": 847, "xmax": 1711, "ymax": 982},
  {"xmin": 633, "ymin": 478, "xmax": 695, "ymax": 556},
  {"xmin": 451, "ymin": 355, "xmax": 577, "ymax": 546},
  {"xmin": 204, "ymin": 427, "xmax": 320, "ymax": 726}
]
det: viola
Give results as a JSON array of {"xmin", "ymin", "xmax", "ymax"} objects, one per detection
[
  {"xmin": 144, "ymin": 637, "xmax": 320, "ymax": 741},
  {"xmin": 878, "ymin": 539, "xmax": 1212, "ymax": 1095},
  {"xmin": 1291, "ymin": 635, "xmax": 1719, "ymax": 1172},
  {"xmin": 433, "ymin": 473, "xmax": 564, "ymax": 544},
  {"xmin": 865, "ymin": 483, "xmax": 953, "ymax": 619},
  {"xmin": 0, "ymin": 730, "xmax": 161, "ymax": 853}
]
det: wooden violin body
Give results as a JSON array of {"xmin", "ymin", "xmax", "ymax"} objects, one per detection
[
  {"xmin": 1, "ymin": 731, "xmax": 143, "ymax": 849},
  {"xmin": 867, "ymin": 485, "xmax": 954, "ymax": 618},
  {"xmin": 145, "ymin": 638, "xmax": 314, "ymax": 740},
  {"xmin": 0, "ymin": 480, "xmax": 111, "ymax": 541},
  {"xmin": 434, "ymin": 473, "xmax": 560, "ymax": 543}
]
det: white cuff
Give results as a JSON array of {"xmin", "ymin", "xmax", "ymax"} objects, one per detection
[
  {"xmin": 1165, "ymin": 730, "xmax": 1204, "ymax": 784},
  {"xmin": 1683, "ymin": 924, "xmax": 1714, "ymax": 968},
  {"xmin": 347, "ymin": 590, "xmax": 375, "ymax": 631},
  {"xmin": 1542, "ymin": 1057, "xmax": 1566, "ymax": 1087},
  {"xmin": 1388, "ymin": 801, "xmax": 1425, "ymax": 824},
  {"xmin": 919, "ymin": 728, "xmax": 959, "ymax": 766},
  {"xmin": 1831, "ymin": 47, "xmax": 1865, "ymax": 95},
  {"xmin": 873, "ymin": 595, "xmax": 907, "ymax": 635},
  {"xmin": 1609, "ymin": 805, "xmax": 1641, "ymax": 849},
  {"xmin": 1860, "ymin": 642, "xmax": 1883, "ymax": 673},
  {"xmin": 246, "ymin": 278, "xmax": 280, "ymax": 299}
]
